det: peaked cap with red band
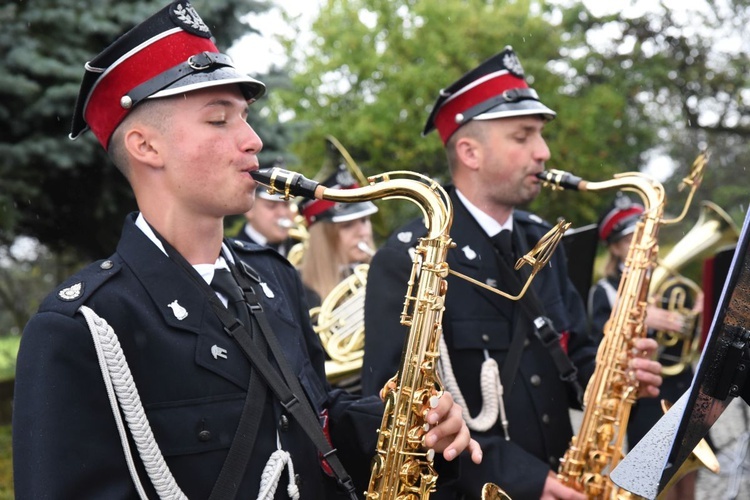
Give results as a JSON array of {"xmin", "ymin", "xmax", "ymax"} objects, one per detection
[
  {"xmin": 598, "ymin": 192, "xmax": 645, "ymax": 244},
  {"xmin": 423, "ymin": 46, "xmax": 556, "ymax": 144},
  {"xmin": 299, "ymin": 165, "xmax": 378, "ymax": 226},
  {"xmin": 70, "ymin": 1, "xmax": 266, "ymax": 150}
]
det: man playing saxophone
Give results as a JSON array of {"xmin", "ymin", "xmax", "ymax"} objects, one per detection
[{"xmin": 362, "ymin": 46, "xmax": 663, "ymax": 499}]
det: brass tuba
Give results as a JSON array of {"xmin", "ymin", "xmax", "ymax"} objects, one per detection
[
  {"xmin": 250, "ymin": 167, "xmax": 566, "ymax": 499},
  {"xmin": 649, "ymin": 201, "xmax": 739, "ymax": 376}
]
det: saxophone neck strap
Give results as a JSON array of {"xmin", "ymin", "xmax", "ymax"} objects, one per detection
[
  {"xmin": 149, "ymin": 228, "xmax": 357, "ymax": 499},
  {"xmin": 499, "ymin": 224, "xmax": 584, "ymax": 406}
]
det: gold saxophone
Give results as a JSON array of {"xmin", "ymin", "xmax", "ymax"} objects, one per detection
[
  {"xmin": 252, "ymin": 167, "xmax": 569, "ymax": 499},
  {"xmin": 537, "ymin": 152, "xmax": 708, "ymax": 499}
]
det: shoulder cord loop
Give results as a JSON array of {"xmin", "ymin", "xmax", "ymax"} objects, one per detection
[
  {"xmin": 438, "ymin": 335, "xmax": 510, "ymax": 437},
  {"xmin": 80, "ymin": 305, "xmax": 188, "ymax": 500},
  {"xmin": 257, "ymin": 433, "xmax": 301, "ymax": 500}
]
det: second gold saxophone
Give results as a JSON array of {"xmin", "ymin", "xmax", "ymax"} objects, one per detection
[{"xmin": 537, "ymin": 152, "xmax": 708, "ymax": 499}]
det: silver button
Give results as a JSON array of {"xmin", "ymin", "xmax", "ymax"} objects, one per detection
[
  {"xmin": 100, "ymin": 260, "xmax": 113, "ymax": 270},
  {"xmin": 530, "ymin": 374, "xmax": 541, "ymax": 386},
  {"xmin": 481, "ymin": 334, "xmax": 490, "ymax": 342},
  {"xmin": 542, "ymin": 414, "xmax": 550, "ymax": 424}
]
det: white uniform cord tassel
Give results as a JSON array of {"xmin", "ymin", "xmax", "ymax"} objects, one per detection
[
  {"xmin": 80, "ymin": 305, "xmax": 187, "ymax": 500},
  {"xmin": 438, "ymin": 336, "xmax": 509, "ymax": 437},
  {"xmin": 257, "ymin": 434, "xmax": 300, "ymax": 500}
]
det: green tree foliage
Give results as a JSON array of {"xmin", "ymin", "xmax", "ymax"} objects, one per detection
[
  {"xmin": 0, "ymin": 0, "xmax": 282, "ymax": 259},
  {"xmin": 274, "ymin": 0, "xmax": 749, "ymax": 236}
]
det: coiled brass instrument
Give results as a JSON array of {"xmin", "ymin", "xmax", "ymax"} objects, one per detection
[
  {"xmin": 649, "ymin": 201, "xmax": 739, "ymax": 376},
  {"xmin": 537, "ymin": 152, "xmax": 707, "ymax": 499},
  {"xmin": 252, "ymin": 167, "xmax": 529, "ymax": 499}
]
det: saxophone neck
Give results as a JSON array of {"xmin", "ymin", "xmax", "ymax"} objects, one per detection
[{"xmin": 253, "ymin": 168, "xmax": 453, "ymax": 239}]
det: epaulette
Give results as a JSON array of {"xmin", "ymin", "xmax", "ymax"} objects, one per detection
[
  {"xmin": 515, "ymin": 209, "xmax": 552, "ymax": 228},
  {"xmin": 41, "ymin": 257, "xmax": 122, "ymax": 317},
  {"xmin": 226, "ymin": 238, "xmax": 295, "ymax": 270}
]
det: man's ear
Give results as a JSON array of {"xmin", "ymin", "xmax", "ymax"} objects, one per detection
[
  {"xmin": 123, "ymin": 126, "xmax": 164, "ymax": 169},
  {"xmin": 454, "ymin": 136, "xmax": 482, "ymax": 171}
]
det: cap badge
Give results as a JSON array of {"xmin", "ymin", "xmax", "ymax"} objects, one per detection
[
  {"xmin": 615, "ymin": 194, "xmax": 633, "ymax": 210},
  {"xmin": 168, "ymin": 300, "xmax": 189, "ymax": 320},
  {"xmin": 503, "ymin": 52, "xmax": 525, "ymax": 79},
  {"xmin": 335, "ymin": 169, "xmax": 356, "ymax": 187},
  {"xmin": 58, "ymin": 282, "xmax": 83, "ymax": 301},
  {"xmin": 486, "ymin": 278, "xmax": 498, "ymax": 288},
  {"xmin": 461, "ymin": 245, "xmax": 477, "ymax": 260},
  {"xmin": 171, "ymin": 2, "xmax": 211, "ymax": 38}
]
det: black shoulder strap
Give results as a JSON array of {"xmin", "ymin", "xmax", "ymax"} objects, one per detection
[{"xmin": 497, "ymin": 223, "xmax": 584, "ymax": 406}]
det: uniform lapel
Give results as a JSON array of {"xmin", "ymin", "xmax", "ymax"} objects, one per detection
[
  {"xmin": 116, "ymin": 215, "xmax": 252, "ymax": 389},
  {"xmin": 447, "ymin": 192, "xmax": 514, "ymax": 321}
]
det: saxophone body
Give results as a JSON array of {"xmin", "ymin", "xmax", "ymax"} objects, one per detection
[
  {"xmin": 539, "ymin": 170, "xmax": 666, "ymax": 499},
  {"xmin": 252, "ymin": 167, "xmax": 510, "ymax": 499}
]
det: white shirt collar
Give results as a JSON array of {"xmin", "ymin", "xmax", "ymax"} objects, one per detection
[
  {"xmin": 455, "ymin": 189, "xmax": 514, "ymax": 238},
  {"xmin": 243, "ymin": 223, "xmax": 268, "ymax": 246},
  {"xmin": 135, "ymin": 212, "xmax": 232, "ymax": 285}
]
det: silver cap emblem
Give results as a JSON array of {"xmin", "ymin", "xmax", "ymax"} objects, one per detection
[
  {"xmin": 58, "ymin": 282, "xmax": 83, "ymax": 301},
  {"xmin": 167, "ymin": 300, "xmax": 188, "ymax": 320},
  {"xmin": 461, "ymin": 245, "xmax": 477, "ymax": 260},
  {"xmin": 211, "ymin": 345, "xmax": 228, "ymax": 360}
]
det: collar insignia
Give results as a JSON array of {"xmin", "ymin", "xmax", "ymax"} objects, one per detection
[
  {"xmin": 58, "ymin": 282, "xmax": 83, "ymax": 301},
  {"xmin": 397, "ymin": 231, "xmax": 413, "ymax": 243},
  {"xmin": 260, "ymin": 282, "xmax": 275, "ymax": 299},
  {"xmin": 167, "ymin": 300, "xmax": 189, "ymax": 320},
  {"xmin": 461, "ymin": 245, "xmax": 477, "ymax": 260}
]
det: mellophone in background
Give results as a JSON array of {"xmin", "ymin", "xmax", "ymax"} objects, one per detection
[{"xmin": 611, "ymin": 202, "xmax": 750, "ymax": 499}]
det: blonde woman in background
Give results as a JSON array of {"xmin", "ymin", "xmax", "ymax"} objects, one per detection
[{"xmin": 298, "ymin": 165, "xmax": 378, "ymax": 307}]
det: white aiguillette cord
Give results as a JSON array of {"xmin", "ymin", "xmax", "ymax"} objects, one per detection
[
  {"xmin": 80, "ymin": 305, "xmax": 187, "ymax": 500},
  {"xmin": 438, "ymin": 335, "xmax": 510, "ymax": 438}
]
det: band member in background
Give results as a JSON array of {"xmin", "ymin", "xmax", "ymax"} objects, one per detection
[
  {"xmin": 589, "ymin": 192, "xmax": 703, "ymax": 500},
  {"xmin": 235, "ymin": 183, "xmax": 295, "ymax": 258},
  {"xmin": 362, "ymin": 47, "xmax": 663, "ymax": 500},
  {"xmin": 12, "ymin": 2, "xmax": 481, "ymax": 497},
  {"xmin": 298, "ymin": 164, "xmax": 378, "ymax": 308}
]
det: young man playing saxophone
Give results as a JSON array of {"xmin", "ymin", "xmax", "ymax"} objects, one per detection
[{"xmin": 12, "ymin": 2, "xmax": 481, "ymax": 497}]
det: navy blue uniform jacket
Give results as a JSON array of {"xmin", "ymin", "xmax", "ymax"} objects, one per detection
[
  {"xmin": 13, "ymin": 213, "xmax": 383, "ymax": 499},
  {"xmin": 362, "ymin": 189, "xmax": 597, "ymax": 500}
]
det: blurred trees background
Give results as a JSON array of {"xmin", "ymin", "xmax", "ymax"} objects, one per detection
[
  {"xmin": 1, "ymin": 0, "xmax": 749, "ymax": 331},
  {"xmin": 273, "ymin": 0, "xmax": 749, "ymax": 235}
]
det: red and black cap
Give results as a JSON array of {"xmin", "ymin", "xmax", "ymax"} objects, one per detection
[
  {"xmin": 299, "ymin": 165, "xmax": 378, "ymax": 226},
  {"xmin": 70, "ymin": 1, "xmax": 266, "ymax": 150},
  {"xmin": 423, "ymin": 46, "xmax": 556, "ymax": 144},
  {"xmin": 598, "ymin": 192, "xmax": 645, "ymax": 244}
]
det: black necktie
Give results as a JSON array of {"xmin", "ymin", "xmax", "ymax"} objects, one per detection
[
  {"xmin": 491, "ymin": 230, "xmax": 514, "ymax": 264},
  {"xmin": 210, "ymin": 268, "xmax": 253, "ymax": 332}
]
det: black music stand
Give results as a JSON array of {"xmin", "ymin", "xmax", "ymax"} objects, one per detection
[
  {"xmin": 562, "ymin": 223, "xmax": 599, "ymax": 307},
  {"xmin": 611, "ymin": 205, "xmax": 750, "ymax": 499}
]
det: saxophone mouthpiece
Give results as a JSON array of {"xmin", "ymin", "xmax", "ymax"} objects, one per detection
[
  {"xmin": 537, "ymin": 169, "xmax": 584, "ymax": 191},
  {"xmin": 251, "ymin": 168, "xmax": 321, "ymax": 200}
]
